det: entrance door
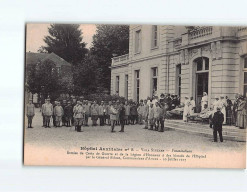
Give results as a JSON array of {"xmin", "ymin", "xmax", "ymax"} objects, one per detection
[{"xmin": 196, "ymin": 72, "xmax": 208, "ymax": 112}]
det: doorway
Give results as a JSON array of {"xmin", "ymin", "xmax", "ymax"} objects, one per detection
[{"xmin": 194, "ymin": 57, "xmax": 209, "ymax": 112}]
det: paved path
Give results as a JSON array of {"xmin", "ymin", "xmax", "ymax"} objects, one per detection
[{"xmin": 24, "ymin": 109, "xmax": 246, "ymax": 153}]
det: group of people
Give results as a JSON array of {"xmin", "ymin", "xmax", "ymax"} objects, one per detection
[
  {"xmin": 26, "ymin": 93, "xmax": 181, "ymax": 133},
  {"xmin": 26, "ymin": 92, "xmax": 246, "ymax": 142}
]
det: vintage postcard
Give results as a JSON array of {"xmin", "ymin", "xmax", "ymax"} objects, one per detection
[{"xmin": 24, "ymin": 23, "xmax": 246, "ymax": 168}]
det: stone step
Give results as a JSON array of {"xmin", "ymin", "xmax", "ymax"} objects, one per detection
[
  {"xmin": 164, "ymin": 121, "xmax": 246, "ymax": 142},
  {"xmin": 165, "ymin": 120, "xmax": 246, "ymax": 133}
]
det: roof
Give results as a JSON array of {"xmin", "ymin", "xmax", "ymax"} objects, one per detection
[{"xmin": 26, "ymin": 52, "xmax": 71, "ymax": 67}]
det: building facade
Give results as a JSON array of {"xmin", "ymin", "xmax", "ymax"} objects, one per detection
[{"xmin": 111, "ymin": 25, "xmax": 247, "ymax": 111}]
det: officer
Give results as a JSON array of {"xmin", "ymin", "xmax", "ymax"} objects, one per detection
[{"xmin": 26, "ymin": 98, "xmax": 35, "ymax": 128}]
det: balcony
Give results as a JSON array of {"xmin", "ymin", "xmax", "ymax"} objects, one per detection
[
  {"xmin": 111, "ymin": 54, "xmax": 129, "ymax": 67},
  {"xmin": 237, "ymin": 26, "xmax": 247, "ymax": 38},
  {"xmin": 188, "ymin": 26, "xmax": 213, "ymax": 40}
]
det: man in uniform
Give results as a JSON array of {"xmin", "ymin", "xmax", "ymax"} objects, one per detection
[
  {"xmin": 43, "ymin": 98, "xmax": 53, "ymax": 128},
  {"xmin": 64, "ymin": 101, "xmax": 73, "ymax": 127},
  {"xmin": 26, "ymin": 98, "xmax": 35, "ymax": 128},
  {"xmin": 119, "ymin": 101, "xmax": 126, "ymax": 132},
  {"xmin": 91, "ymin": 101, "xmax": 99, "ymax": 126},
  {"xmin": 54, "ymin": 102, "xmax": 64, "ymax": 127},
  {"xmin": 61, "ymin": 100, "xmax": 67, "ymax": 126},
  {"xmin": 74, "ymin": 101, "xmax": 84, "ymax": 132},
  {"xmin": 98, "ymin": 101, "xmax": 105, "ymax": 126},
  {"xmin": 83, "ymin": 100, "xmax": 90, "ymax": 126},
  {"xmin": 41, "ymin": 99, "xmax": 47, "ymax": 127}
]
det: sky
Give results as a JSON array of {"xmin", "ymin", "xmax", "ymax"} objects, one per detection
[{"xmin": 26, "ymin": 24, "xmax": 97, "ymax": 52}]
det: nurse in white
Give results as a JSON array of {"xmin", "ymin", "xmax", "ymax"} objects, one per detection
[
  {"xmin": 183, "ymin": 96, "xmax": 190, "ymax": 122},
  {"xmin": 201, "ymin": 92, "xmax": 208, "ymax": 111}
]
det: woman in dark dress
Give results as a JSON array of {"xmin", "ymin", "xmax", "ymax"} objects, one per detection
[{"xmin": 225, "ymin": 96, "xmax": 233, "ymax": 125}]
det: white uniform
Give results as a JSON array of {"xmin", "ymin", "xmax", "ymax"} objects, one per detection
[
  {"xmin": 219, "ymin": 99, "xmax": 227, "ymax": 124},
  {"xmin": 201, "ymin": 95, "xmax": 208, "ymax": 110},
  {"xmin": 183, "ymin": 99, "xmax": 190, "ymax": 121}
]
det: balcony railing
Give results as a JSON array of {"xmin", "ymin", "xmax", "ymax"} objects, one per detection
[
  {"xmin": 238, "ymin": 27, "xmax": 247, "ymax": 31},
  {"xmin": 188, "ymin": 26, "xmax": 213, "ymax": 40},
  {"xmin": 112, "ymin": 54, "xmax": 129, "ymax": 66}
]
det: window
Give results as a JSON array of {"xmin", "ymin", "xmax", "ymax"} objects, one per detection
[
  {"xmin": 152, "ymin": 25, "xmax": 158, "ymax": 48},
  {"xmin": 125, "ymin": 74, "xmax": 128, "ymax": 99},
  {"xmin": 116, "ymin": 76, "xmax": 119, "ymax": 94},
  {"xmin": 135, "ymin": 30, "xmax": 141, "ymax": 53},
  {"xmin": 195, "ymin": 57, "xmax": 209, "ymax": 72},
  {"xmin": 243, "ymin": 57, "xmax": 247, "ymax": 96},
  {"xmin": 151, "ymin": 67, "xmax": 158, "ymax": 96},
  {"xmin": 135, "ymin": 70, "xmax": 140, "ymax": 102},
  {"xmin": 176, "ymin": 64, "xmax": 181, "ymax": 98}
]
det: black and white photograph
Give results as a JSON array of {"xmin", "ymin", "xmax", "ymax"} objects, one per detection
[{"xmin": 23, "ymin": 23, "xmax": 246, "ymax": 168}]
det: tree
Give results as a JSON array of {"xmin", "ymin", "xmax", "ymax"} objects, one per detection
[
  {"xmin": 73, "ymin": 53, "xmax": 98, "ymax": 95},
  {"xmin": 90, "ymin": 25, "xmax": 129, "ymax": 92},
  {"xmin": 40, "ymin": 24, "xmax": 88, "ymax": 65},
  {"xmin": 27, "ymin": 59, "xmax": 59, "ymax": 100}
]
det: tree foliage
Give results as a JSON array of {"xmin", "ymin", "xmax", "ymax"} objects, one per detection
[
  {"xmin": 73, "ymin": 53, "xmax": 98, "ymax": 95},
  {"xmin": 40, "ymin": 24, "xmax": 88, "ymax": 65},
  {"xmin": 90, "ymin": 25, "xmax": 129, "ymax": 92},
  {"xmin": 27, "ymin": 59, "xmax": 59, "ymax": 97}
]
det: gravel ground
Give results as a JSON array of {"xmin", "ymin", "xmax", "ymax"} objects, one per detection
[{"xmin": 24, "ymin": 109, "xmax": 246, "ymax": 153}]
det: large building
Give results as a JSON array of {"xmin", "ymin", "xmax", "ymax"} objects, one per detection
[{"xmin": 111, "ymin": 25, "xmax": 247, "ymax": 111}]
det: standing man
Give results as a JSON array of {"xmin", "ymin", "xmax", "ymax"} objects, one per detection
[
  {"xmin": 148, "ymin": 103, "xmax": 154, "ymax": 130},
  {"xmin": 26, "ymin": 98, "xmax": 35, "ymax": 128},
  {"xmin": 64, "ymin": 101, "xmax": 73, "ymax": 127},
  {"xmin": 43, "ymin": 98, "xmax": 53, "ymax": 128},
  {"xmin": 52, "ymin": 101, "xmax": 57, "ymax": 127},
  {"xmin": 61, "ymin": 100, "xmax": 67, "ymax": 126},
  {"xmin": 41, "ymin": 99, "xmax": 47, "ymax": 127},
  {"xmin": 54, "ymin": 102, "xmax": 64, "ymax": 127},
  {"xmin": 137, "ymin": 100, "xmax": 144, "ymax": 125},
  {"xmin": 109, "ymin": 101, "xmax": 118, "ymax": 133},
  {"xmin": 119, "ymin": 101, "xmax": 126, "ymax": 132},
  {"xmin": 74, "ymin": 101, "xmax": 84, "ymax": 132},
  {"xmin": 212, "ymin": 107, "xmax": 224, "ymax": 142},
  {"xmin": 98, "ymin": 101, "xmax": 105, "ymax": 126},
  {"xmin": 143, "ymin": 99, "xmax": 149, "ymax": 129},
  {"xmin": 91, "ymin": 101, "xmax": 99, "ymax": 126},
  {"xmin": 83, "ymin": 100, "xmax": 90, "ymax": 126},
  {"xmin": 124, "ymin": 101, "xmax": 130, "ymax": 125}
]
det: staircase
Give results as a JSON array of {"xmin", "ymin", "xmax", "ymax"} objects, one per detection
[{"xmin": 164, "ymin": 119, "xmax": 246, "ymax": 142}]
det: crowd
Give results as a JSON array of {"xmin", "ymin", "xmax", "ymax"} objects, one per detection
[
  {"xmin": 26, "ymin": 93, "xmax": 181, "ymax": 133},
  {"xmin": 26, "ymin": 92, "xmax": 246, "ymax": 140}
]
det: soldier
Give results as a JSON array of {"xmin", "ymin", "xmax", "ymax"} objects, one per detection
[
  {"xmin": 119, "ymin": 101, "xmax": 126, "ymax": 132},
  {"xmin": 26, "ymin": 98, "xmax": 35, "ymax": 128},
  {"xmin": 41, "ymin": 99, "xmax": 47, "ymax": 127},
  {"xmin": 73, "ymin": 101, "xmax": 80, "ymax": 130},
  {"xmin": 83, "ymin": 100, "xmax": 90, "ymax": 126},
  {"xmin": 64, "ymin": 101, "xmax": 73, "ymax": 127},
  {"xmin": 74, "ymin": 101, "xmax": 84, "ymax": 132},
  {"xmin": 143, "ymin": 99, "xmax": 149, "ymax": 129},
  {"xmin": 91, "ymin": 101, "xmax": 99, "ymax": 126},
  {"xmin": 52, "ymin": 101, "xmax": 57, "ymax": 127},
  {"xmin": 43, "ymin": 98, "xmax": 53, "ymax": 128},
  {"xmin": 212, "ymin": 107, "xmax": 224, "ymax": 142},
  {"xmin": 148, "ymin": 103, "xmax": 154, "ymax": 130},
  {"xmin": 98, "ymin": 101, "xmax": 105, "ymax": 126},
  {"xmin": 124, "ymin": 101, "xmax": 130, "ymax": 125},
  {"xmin": 109, "ymin": 101, "xmax": 118, "ymax": 133},
  {"xmin": 61, "ymin": 100, "xmax": 67, "ymax": 126},
  {"xmin": 106, "ymin": 101, "xmax": 112, "ymax": 126},
  {"xmin": 54, "ymin": 102, "xmax": 64, "ymax": 127},
  {"xmin": 137, "ymin": 100, "xmax": 144, "ymax": 125}
]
